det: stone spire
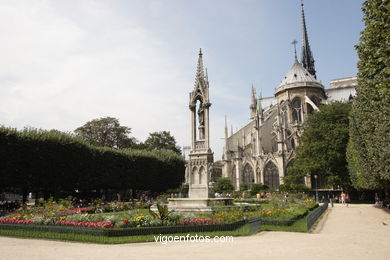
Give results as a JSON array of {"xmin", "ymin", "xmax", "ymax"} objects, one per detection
[
  {"xmin": 258, "ymin": 90, "xmax": 264, "ymax": 120},
  {"xmin": 300, "ymin": 0, "xmax": 316, "ymax": 78},
  {"xmin": 196, "ymin": 48, "xmax": 205, "ymax": 81},
  {"xmin": 292, "ymin": 39, "xmax": 298, "ymax": 62},
  {"xmin": 224, "ymin": 116, "xmax": 228, "ymax": 140},
  {"xmin": 250, "ymin": 85, "xmax": 257, "ymax": 120}
]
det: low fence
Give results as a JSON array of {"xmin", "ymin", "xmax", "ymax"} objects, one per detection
[
  {"xmin": 306, "ymin": 202, "xmax": 328, "ymax": 230},
  {"xmin": 0, "ymin": 218, "xmax": 261, "ymax": 237}
]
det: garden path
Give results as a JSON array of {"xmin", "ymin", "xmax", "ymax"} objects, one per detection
[{"xmin": 0, "ymin": 204, "xmax": 389, "ymax": 260}]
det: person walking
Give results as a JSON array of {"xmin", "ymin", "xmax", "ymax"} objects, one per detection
[{"xmin": 341, "ymin": 192, "xmax": 346, "ymax": 205}]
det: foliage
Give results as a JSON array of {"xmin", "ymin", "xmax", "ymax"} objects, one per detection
[
  {"xmin": 0, "ymin": 127, "xmax": 185, "ymax": 198},
  {"xmin": 239, "ymin": 184, "xmax": 249, "ymax": 191},
  {"xmin": 149, "ymin": 204, "xmax": 171, "ymax": 224},
  {"xmin": 249, "ymin": 184, "xmax": 269, "ymax": 196},
  {"xmin": 279, "ymin": 184, "xmax": 310, "ymax": 193},
  {"xmin": 285, "ymin": 102, "xmax": 352, "ymax": 189},
  {"xmin": 213, "ymin": 178, "xmax": 234, "ymax": 194},
  {"xmin": 141, "ymin": 131, "xmax": 181, "ymax": 154},
  {"xmin": 74, "ymin": 117, "xmax": 137, "ymax": 149},
  {"xmin": 348, "ymin": 0, "xmax": 390, "ymax": 189}
]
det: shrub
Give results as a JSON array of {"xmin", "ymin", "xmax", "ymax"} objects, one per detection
[{"xmin": 213, "ymin": 178, "xmax": 234, "ymax": 194}]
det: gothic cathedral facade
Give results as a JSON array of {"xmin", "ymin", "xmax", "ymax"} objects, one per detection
[{"xmin": 221, "ymin": 2, "xmax": 327, "ymax": 190}]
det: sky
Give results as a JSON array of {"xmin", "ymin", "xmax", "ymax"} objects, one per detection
[{"xmin": 0, "ymin": 0, "xmax": 365, "ymax": 160}]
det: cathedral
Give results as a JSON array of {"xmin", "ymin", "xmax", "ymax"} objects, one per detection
[{"xmin": 220, "ymin": 2, "xmax": 356, "ymax": 190}]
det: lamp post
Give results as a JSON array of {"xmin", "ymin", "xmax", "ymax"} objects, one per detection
[{"xmin": 314, "ymin": 174, "xmax": 318, "ymax": 202}]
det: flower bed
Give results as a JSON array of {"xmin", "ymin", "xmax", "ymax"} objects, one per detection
[
  {"xmin": 54, "ymin": 221, "xmax": 113, "ymax": 228},
  {"xmin": 0, "ymin": 194, "xmax": 318, "ymax": 230},
  {"xmin": 0, "ymin": 218, "xmax": 34, "ymax": 225},
  {"xmin": 179, "ymin": 218, "xmax": 220, "ymax": 225}
]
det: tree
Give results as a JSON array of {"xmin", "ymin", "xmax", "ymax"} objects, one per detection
[
  {"xmin": 285, "ymin": 102, "xmax": 352, "ymax": 189},
  {"xmin": 213, "ymin": 177, "xmax": 234, "ymax": 194},
  {"xmin": 143, "ymin": 131, "xmax": 181, "ymax": 154},
  {"xmin": 75, "ymin": 117, "xmax": 136, "ymax": 149},
  {"xmin": 348, "ymin": 0, "xmax": 390, "ymax": 190}
]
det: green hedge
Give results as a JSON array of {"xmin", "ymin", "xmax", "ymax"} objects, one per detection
[
  {"xmin": 0, "ymin": 218, "xmax": 259, "ymax": 237},
  {"xmin": 0, "ymin": 127, "xmax": 185, "ymax": 197}
]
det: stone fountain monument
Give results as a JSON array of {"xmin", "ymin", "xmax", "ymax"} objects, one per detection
[{"xmin": 168, "ymin": 49, "xmax": 233, "ymax": 212}]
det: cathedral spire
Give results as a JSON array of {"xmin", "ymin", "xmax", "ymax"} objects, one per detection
[
  {"xmin": 224, "ymin": 116, "xmax": 228, "ymax": 140},
  {"xmin": 196, "ymin": 48, "xmax": 205, "ymax": 80},
  {"xmin": 300, "ymin": 0, "xmax": 316, "ymax": 78},
  {"xmin": 292, "ymin": 39, "xmax": 298, "ymax": 62},
  {"xmin": 258, "ymin": 90, "xmax": 264, "ymax": 120},
  {"xmin": 250, "ymin": 85, "xmax": 257, "ymax": 120}
]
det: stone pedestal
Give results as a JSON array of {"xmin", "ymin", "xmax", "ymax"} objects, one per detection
[
  {"xmin": 168, "ymin": 198, "xmax": 233, "ymax": 213},
  {"xmin": 188, "ymin": 184, "xmax": 209, "ymax": 198}
]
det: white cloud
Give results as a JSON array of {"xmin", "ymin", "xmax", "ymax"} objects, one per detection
[{"xmin": 0, "ymin": 0, "xmax": 193, "ymax": 155}]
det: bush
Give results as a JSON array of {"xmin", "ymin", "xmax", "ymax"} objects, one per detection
[
  {"xmin": 279, "ymin": 184, "xmax": 310, "ymax": 193},
  {"xmin": 239, "ymin": 184, "xmax": 249, "ymax": 191},
  {"xmin": 213, "ymin": 178, "xmax": 234, "ymax": 194},
  {"xmin": 249, "ymin": 184, "xmax": 269, "ymax": 196}
]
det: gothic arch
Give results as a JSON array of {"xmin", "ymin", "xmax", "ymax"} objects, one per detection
[
  {"xmin": 191, "ymin": 166, "xmax": 198, "ymax": 184},
  {"xmin": 242, "ymin": 163, "xmax": 255, "ymax": 184},
  {"xmin": 198, "ymin": 166, "xmax": 205, "ymax": 184},
  {"xmin": 264, "ymin": 161, "xmax": 280, "ymax": 189}
]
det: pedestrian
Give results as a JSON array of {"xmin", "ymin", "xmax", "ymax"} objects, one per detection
[{"xmin": 341, "ymin": 192, "xmax": 346, "ymax": 205}]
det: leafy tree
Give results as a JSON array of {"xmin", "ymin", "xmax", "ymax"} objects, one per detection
[
  {"xmin": 75, "ymin": 117, "xmax": 136, "ymax": 149},
  {"xmin": 285, "ymin": 102, "xmax": 352, "ymax": 189},
  {"xmin": 213, "ymin": 177, "xmax": 234, "ymax": 194},
  {"xmin": 348, "ymin": 0, "xmax": 390, "ymax": 190},
  {"xmin": 143, "ymin": 131, "xmax": 181, "ymax": 154}
]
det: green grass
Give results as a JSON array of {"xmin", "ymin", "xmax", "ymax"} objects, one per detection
[
  {"xmin": 0, "ymin": 225, "xmax": 252, "ymax": 244},
  {"xmin": 261, "ymin": 215, "xmax": 308, "ymax": 232}
]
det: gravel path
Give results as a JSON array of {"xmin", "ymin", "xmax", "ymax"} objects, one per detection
[{"xmin": 0, "ymin": 204, "xmax": 389, "ymax": 260}]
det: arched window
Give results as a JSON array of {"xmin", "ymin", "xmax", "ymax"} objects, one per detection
[
  {"xmin": 291, "ymin": 97, "xmax": 302, "ymax": 123},
  {"xmin": 264, "ymin": 162, "xmax": 280, "ymax": 189},
  {"xmin": 242, "ymin": 164, "xmax": 254, "ymax": 184}
]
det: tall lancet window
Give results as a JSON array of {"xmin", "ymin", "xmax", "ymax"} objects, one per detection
[
  {"xmin": 292, "ymin": 97, "xmax": 302, "ymax": 124},
  {"xmin": 242, "ymin": 164, "xmax": 254, "ymax": 184}
]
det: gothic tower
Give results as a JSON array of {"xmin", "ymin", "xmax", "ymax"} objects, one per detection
[
  {"xmin": 187, "ymin": 49, "xmax": 214, "ymax": 198},
  {"xmin": 300, "ymin": 0, "xmax": 316, "ymax": 78}
]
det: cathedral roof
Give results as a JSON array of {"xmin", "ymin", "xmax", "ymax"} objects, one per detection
[
  {"xmin": 279, "ymin": 60, "xmax": 317, "ymax": 86},
  {"xmin": 275, "ymin": 59, "xmax": 324, "ymax": 95}
]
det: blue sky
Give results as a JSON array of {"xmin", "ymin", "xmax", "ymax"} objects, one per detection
[{"xmin": 0, "ymin": 0, "xmax": 364, "ymax": 159}]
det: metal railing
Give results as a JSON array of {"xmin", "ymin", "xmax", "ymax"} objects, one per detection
[{"xmin": 307, "ymin": 202, "xmax": 328, "ymax": 230}]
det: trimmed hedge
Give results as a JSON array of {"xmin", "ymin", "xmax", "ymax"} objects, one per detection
[
  {"xmin": 0, "ymin": 127, "xmax": 185, "ymax": 197},
  {"xmin": 0, "ymin": 218, "xmax": 260, "ymax": 237}
]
